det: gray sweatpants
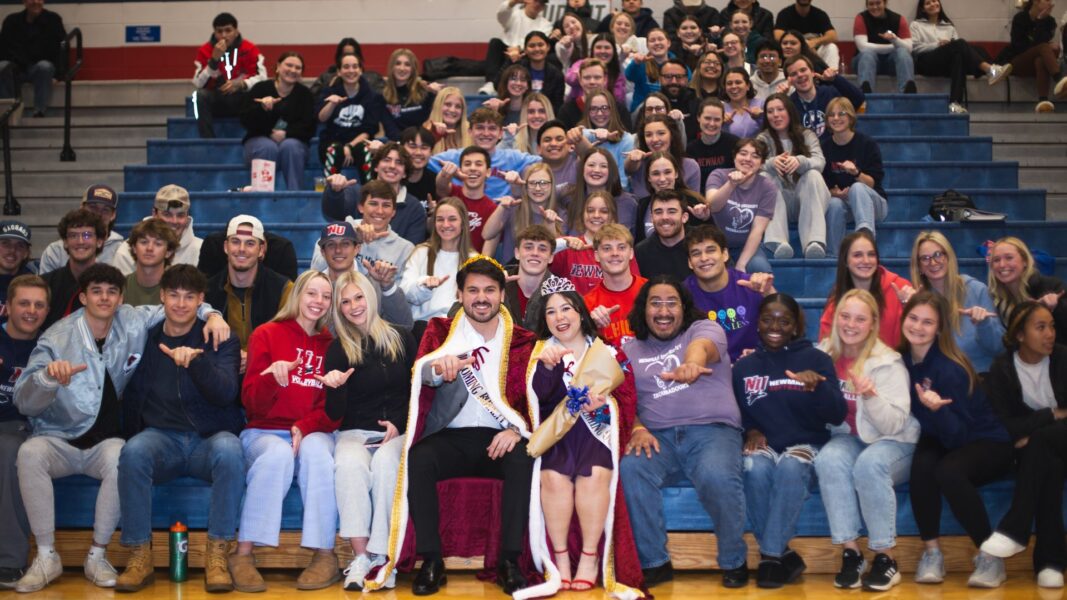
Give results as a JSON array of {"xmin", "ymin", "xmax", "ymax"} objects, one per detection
[
  {"xmin": 762, "ymin": 170, "xmax": 830, "ymax": 252},
  {"xmin": 16, "ymin": 436, "xmax": 124, "ymax": 547},
  {"xmin": 0, "ymin": 421, "xmax": 30, "ymax": 568}
]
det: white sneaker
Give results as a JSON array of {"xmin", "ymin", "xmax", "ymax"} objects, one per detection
[
  {"xmin": 1036, "ymin": 100, "xmax": 1056, "ymax": 113},
  {"xmin": 914, "ymin": 548, "xmax": 944, "ymax": 584},
  {"xmin": 1055, "ymin": 75, "xmax": 1067, "ymax": 99},
  {"xmin": 772, "ymin": 243, "xmax": 794, "ymax": 259},
  {"xmin": 980, "ymin": 531, "xmax": 1026, "ymax": 558},
  {"xmin": 988, "ymin": 63, "xmax": 1012, "ymax": 86},
  {"xmin": 1039, "ymin": 567, "xmax": 1065, "ymax": 588},
  {"xmin": 343, "ymin": 554, "xmax": 371, "ymax": 591},
  {"xmin": 968, "ymin": 552, "xmax": 1006, "ymax": 588},
  {"xmin": 948, "ymin": 102, "xmax": 968, "ymax": 114},
  {"xmin": 15, "ymin": 551, "xmax": 62, "ymax": 593},
  {"xmin": 83, "ymin": 552, "xmax": 117, "ymax": 588},
  {"xmin": 803, "ymin": 242, "xmax": 826, "ymax": 259},
  {"xmin": 477, "ymin": 82, "xmax": 497, "ymax": 95}
]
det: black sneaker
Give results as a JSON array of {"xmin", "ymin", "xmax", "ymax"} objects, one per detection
[
  {"xmin": 861, "ymin": 82, "xmax": 873, "ymax": 94},
  {"xmin": 904, "ymin": 81, "xmax": 918, "ymax": 94},
  {"xmin": 642, "ymin": 561, "xmax": 674, "ymax": 587},
  {"xmin": 862, "ymin": 553, "xmax": 901, "ymax": 591},
  {"xmin": 781, "ymin": 549, "xmax": 806, "ymax": 583},
  {"xmin": 834, "ymin": 549, "xmax": 867, "ymax": 589},
  {"xmin": 757, "ymin": 557, "xmax": 787, "ymax": 589},
  {"xmin": 722, "ymin": 565, "xmax": 749, "ymax": 588},
  {"xmin": 0, "ymin": 567, "xmax": 25, "ymax": 589}
]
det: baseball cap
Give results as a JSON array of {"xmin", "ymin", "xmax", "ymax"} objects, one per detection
[
  {"xmin": 154, "ymin": 184, "xmax": 191, "ymax": 212},
  {"xmin": 83, "ymin": 184, "xmax": 118, "ymax": 210},
  {"xmin": 0, "ymin": 220, "xmax": 31, "ymax": 245},
  {"xmin": 318, "ymin": 221, "xmax": 361, "ymax": 247},
  {"xmin": 226, "ymin": 215, "xmax": 265, "ymax": 242}
]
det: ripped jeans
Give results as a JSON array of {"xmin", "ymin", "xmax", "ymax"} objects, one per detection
[{"xmin": 744, "ymin": 444, "xmax": 819, "ymax": 557}]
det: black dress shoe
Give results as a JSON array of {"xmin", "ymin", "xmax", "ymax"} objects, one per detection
[
  {"xmin": 642, "ymin": 561, "xmax": 674, "ymax": 587},
  {"xmin": 496, "ymin": 558, "xmax": 526, "ymax": 594},
  {"xmin": 782, "ymin": 549, "xmax": 807, "ymax": 583},
  {"xmin": 757, "ymin": 557, "xmax": 786, "ymax": 589},
  {"xmin": 722, "ymin": 565, "xmax": 749, "ymax": 588},
  {"xmin": 412, "ymin": 558, "xmax": 446, "ymax": 596}
]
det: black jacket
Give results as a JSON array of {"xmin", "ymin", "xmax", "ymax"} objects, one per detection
[
  {"xmin": 123, "ymin": 319, "xmax": 244, "ymax": 438},
  {"xmin": 198, "ymin": 230, "xmax": 297, "ymax": 281},
  {"xmin": 520, "ymin": 58, "xmax": 566, "ymax": 111},
  {"xmin": 204, "ymin": 265, "xmax": 293, "ymax": 348},
  {"xmin": 0, "ymin": 8, "xmax": 65, "ymax": 69},
  {"xmin": 720, "ymin": 1, "xmax": 775, "ymax": 39},
  {"xmin": 986, "ymin": 344, "xmax": 1067, "ymax": 443},
  {"xmin": 663, "ymin": 3, "xmax": 720, "ymax": 39},
  {"xmin": 241, "ymin": 80, "xmax": 316, "ymax": 144},
  {"xmin": 598, "ymin": 7, "xmax": 660, "ymax": 38}
]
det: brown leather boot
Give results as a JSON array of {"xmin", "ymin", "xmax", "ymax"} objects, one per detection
[
  {"xmin": 204, "ymin": 538, "xmax": 234, "ymax": 593},
  {"xmin": 115, "ymin": 543, "xmax": 155, "ymax": 593},
  {"xmin": 228, "ymin": 553, "xmax": 266, "ymax": 593},
  {"xmin": 296, "ymin": 552, "xmax": 339, "ymax": 590}
]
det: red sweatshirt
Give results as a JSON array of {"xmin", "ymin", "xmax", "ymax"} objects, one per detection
[
  {"xmin": 819, "ymin": 265, "xmax": 910, "ymax": 348},
  {"xmin": 193, "ymin": 35, "xmax": 267, "ymax": 90},
  {"xmin": 242, "ymin": 319, "xmax": 338, "ymax": 435}
]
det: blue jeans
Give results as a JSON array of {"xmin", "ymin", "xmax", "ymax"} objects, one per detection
[
  {"xmin": 826, "ymin": 183, "xmax": 889, "ymax": 256},
  {"xmin": 118, "ymin": 428, "xmax": 245, "ymax": 545},
  {"xmin": 813, "ymin": 435, "xmax": 915, "ymax": 551},
  {"xmin": 0, "ymin": 59, "xmax": 55, "ymax": 113},
  {"xmin": 244, "ymin": 136, "xmax": 308, "ymax": 191},
  {"xmin": 730, "ymin": 245, "xmax": 773, "ymax": 275},
  {"xmin": 854, "ymin": 46, "xmax": 915, "ymax": 92},
  {"xmin": 744, "ymin": 446, "xmax": 817, "ymax": 557},
  {"xmin": 239, "ymin": 428, "xmax": 337, "ymax": 549},
  {"xmin": 620, "ymin": 423, "xmax": 747, "ymax": 570}
]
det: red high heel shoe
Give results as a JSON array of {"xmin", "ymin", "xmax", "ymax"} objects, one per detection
[
  {"xmin": 553, "ymin": 548, "xmax": 572, "ymax": 590},
  {"xmin": 571, "ymin": 550, "xmax": 599, "ymax": 591}
]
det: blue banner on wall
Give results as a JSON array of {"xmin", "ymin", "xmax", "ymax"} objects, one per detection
[{"xmin": 125, "ymin": 25, "xmax": 160, "ymax": 43}]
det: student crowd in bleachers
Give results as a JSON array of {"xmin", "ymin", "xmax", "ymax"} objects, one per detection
[{"xmin": 4, "ymin": 0, "xmax": 1067, "ymax": 597}]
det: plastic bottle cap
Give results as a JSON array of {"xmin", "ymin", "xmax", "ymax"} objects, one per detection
[{"xmin": 171, "ymin": 522, "xmax": 188, "ymax": 532}]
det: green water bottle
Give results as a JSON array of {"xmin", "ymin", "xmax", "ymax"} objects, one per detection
[{"xmin": 169, "ymin": 521, "xmax": 188, "ymax": 582}]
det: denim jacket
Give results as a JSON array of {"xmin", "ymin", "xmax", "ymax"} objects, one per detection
[{"xmin": 14, "ymin": 303, "xmax": 219, "ymax": 439}]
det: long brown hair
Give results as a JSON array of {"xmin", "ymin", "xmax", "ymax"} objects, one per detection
[
  {"xmin": 383, "ymin": 48, "xmax": 432, "ymax": 107},
  {"xmin": 421, "ymin": 197, "xmax": 473, "ymax": 275},
  {"xmin": 831, "ymin": 230, "xmax": 886, "ymax": 311},
  {"xmin": 899, "ymin": 290, "xmax": 978, "ymax": 393},
  {"xmin": 760, "ymin": 92, "xmax": 811, "ymax": 157}
]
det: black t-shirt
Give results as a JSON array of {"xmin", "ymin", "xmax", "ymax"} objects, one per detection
[
  {"xmin": 775, "ymin": 5, "xmax": 835, "ymax": 36},
  {"xmin": 0, "ymin": 325, "xmax": 35, "ymax": 422},
  {"xmin": 687, "ymin": 133, "xmax": 739, "ymax": 194},
  {"xmin": 141, "ymin": 331, "xmax": 196, "ymax": 432},
  {"xmin": 70, "ymin": 338, "xmax": 122, "ymax": 449}
]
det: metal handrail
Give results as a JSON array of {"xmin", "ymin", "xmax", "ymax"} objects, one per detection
[
  {"xmin": 59, "ymin": 27, "xmax": 82, "ymax": 162},
  {"xmin": 1, "ymin": 61, "xmax": 21, "ymax": 215}
]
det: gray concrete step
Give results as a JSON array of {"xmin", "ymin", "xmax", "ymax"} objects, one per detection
[
  {"xmin": 5, "ymin": 125, "xmax": 166, "ymax": 144},
  {"xmin": 0, "ymin": 170, "xmax": 122, "ymax": 196},
  {"xmin": 1, "ymin": 147, "xmax": 146, "ymax": 166}
]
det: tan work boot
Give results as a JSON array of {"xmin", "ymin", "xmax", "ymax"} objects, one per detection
[
  {"xmin": 204, "ymin": 539, "xmax": 234, "ymax": 593},
  {"xmin": 115, "ymin": 543, "xmax": 155, "ymax": 592},
  {"xmin": 228, "ymin": 553, "xmax": 266, "ymax": 593},
  {"xmin": 296, "ymin": 552, "xmax": 339, "ymax": 590}
]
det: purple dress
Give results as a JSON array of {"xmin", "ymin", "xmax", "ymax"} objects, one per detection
[{"xmin": 533, "ymin": 359, "xmax": 613, "ymax": 478}]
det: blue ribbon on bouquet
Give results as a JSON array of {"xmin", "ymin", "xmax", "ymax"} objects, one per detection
[{"xmin": 565, "ymin": 385, "xmax": 590, "ymax": 416}]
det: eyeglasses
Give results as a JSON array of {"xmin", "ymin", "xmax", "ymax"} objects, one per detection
[
  {"xmin": 527, "ymin": 180, "xmax": 552, "ymax": 188},
  {"xmin": 589, "ymin": 105, "xmax": 611, "ymax": 114},
  {"xmin": 661, "ymin": 73, "xmax": 688, "ymax": 82},
  {"xmin": 645, "ymin": 105, "xmax": 667, "ymax": 114},
  {"xmin": 918, "ymin": 251, "xmax": 947, "ymax": 265},
  {"xmin": 758, "ymin": 55, "xmax": 779, "ymax": 61},
  {"xmin": 66, "ymin": 231, "xmax": 96, "ymax": 241},
  {"xmin": 701, "ymin": 60, "xmax": 722, "ymax": 67},
  {"xmin": 650, "ymin": 299, "xmax": 680, "ymax": 309}
]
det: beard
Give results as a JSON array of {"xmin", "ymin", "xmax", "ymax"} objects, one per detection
[{"xmin": 465, "ymin": 300, "xmax": 501, "ymax": 323}]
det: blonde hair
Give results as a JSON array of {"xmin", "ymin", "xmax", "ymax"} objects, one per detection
[
  {"xmin": 272, "ymin": 270, "xmax": 332, "ymax": 332},
  {"xmin": 824, "ymin": 288, "xmax": 881, "ymax": 379},
  {"xmin": 513, "ymin": 93, "xmax": 555, "ymax": 154},
  {"xmin": 826, "ymin": 96, "xmax": 857, "ymax": 131},
  {"xmin": 383, "ymin": 48, "xmax": 431, "ymax": 107},
  {"xmin": 987, "ymin": 236, "xmax": 1037, "ymax": 321},
  {"xmin": 513, "ymin": 163, "xmax": 563, "ymax": 237},
  {"xmin": 910, "ymin": 231, "xmax": 964, "ymax": 334},
  {"xmin": 425, "ymin": 87, "xmax": 472, "ymax": 153},
  {"xmin": 421, "ymin": 197, "xmax": 474, "ymax": 275},
  {"xmin": 331, "ymin": 271, "xmax": 405, "ymax": 366}
]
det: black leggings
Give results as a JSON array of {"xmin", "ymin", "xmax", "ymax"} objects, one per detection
[
  {"xmin": 909, "ymin": 435, "xmax": 1014, "ymax": 547},
  {"xmin": 997, "ymin": 420, "xmax": 1067, "ymax": 572},
  {"xmin": 914, "ymin": 39, "xmax": 991, "ymax": 104}
]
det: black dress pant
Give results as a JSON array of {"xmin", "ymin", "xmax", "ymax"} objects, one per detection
[
  {"xmin": 914, "ymin": 39, "xmax": 990, "ymax": 104},
  {"xmin": 910, "ymin": 435, "xmax": 1014, "ymax": 546},
  {"xmin": 407, "ymin": 426, "xmax": 533, "ymax": 556},
  {"xmin": 194, "ymin": 87, "xmax": 248, "ymax": 138},
  {"xmin": 997, "ymin": 420, "xmax": 1067, "ymax": 572}
]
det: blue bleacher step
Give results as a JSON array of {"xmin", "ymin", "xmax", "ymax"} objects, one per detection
[
  {"xmin": 147, "ymin": 135, "xmax": 994, "ymax": 168},
  {"xmin": 117, "ymin": 191, "xmax": 325, "ymax": 224},
  {"xmin": 881, "ymin": 161, "xmax": 1018, "ymax": 189},
  {"xmin": 856, "ymin": 113, "xmax": 968, "ymax": 137},
  {"xmin": 124, "ymin": 164, "xmax": 324, "ymax": 193},
  {"xmin": 886, "ymin": 189, "xmax": 1045, "ymax": 221},
  {"xmin": 168, "ymin": 117, "xmax": 245, "ymax": 140},
  {"xmin": 863, "ymin": 93, "xmax": 950, "ymax": 114}
]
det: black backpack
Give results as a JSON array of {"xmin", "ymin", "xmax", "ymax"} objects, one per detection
[{"xmin": 929, "ymin": 190, "xmax": 1005, "ymax": 222}]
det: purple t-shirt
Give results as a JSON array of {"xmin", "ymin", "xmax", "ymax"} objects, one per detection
[
  {"xmin": 705, "ymin": 168, "xmax": 778, "ymax": 249},
  {"xmin": 622, "ymin": 320, "xmax": 741, "ymax": 430},
  {"xmin": 685, "ymin": 271, "xmax": 763, "ymax": 362}
]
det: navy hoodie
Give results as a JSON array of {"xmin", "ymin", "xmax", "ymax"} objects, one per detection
[
  {"xmin": 597, "ymin": 7, "xmax": 660, "ymax": 38},
  {"xmin": 903, "ymin": 341, "xmax": 1009, "ymax": 449},
  {"xmin": 732, "ymin": 338, "xmax": 846, "ymax": 451},
  {"xmin": 317, "ymin": 77, "xmax": 400, "ymax": 146}
]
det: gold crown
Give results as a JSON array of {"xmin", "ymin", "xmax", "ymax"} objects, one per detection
[{"xmin": 460, "ymin": 254, "xmax": 507, "ymax": 275}]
